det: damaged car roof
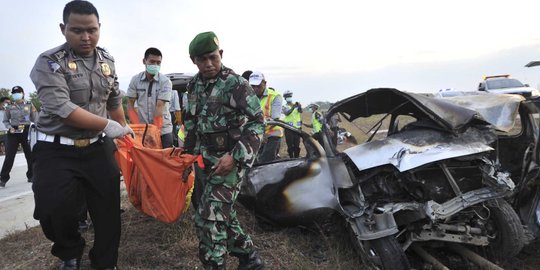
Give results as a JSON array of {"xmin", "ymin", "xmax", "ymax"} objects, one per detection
[
  {"xmin": 331, "ymin": 88, "xmax": 526, "ymax": 172},
  {"xmin": 434, "ymin": 92, "xmax": 525, "ymax": 132},
  {"xmin": 326, "ymin": 88, "xmax": 488, "ymax": 133}
]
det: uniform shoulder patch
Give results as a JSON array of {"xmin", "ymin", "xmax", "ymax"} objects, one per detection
[
  {"xmin": 97, "ymin": 47, "xmax": 115, "ymax": 61},
  {"xmin": 47, "ymin": 60, "xmax": 61, "ymax": 73},
  {"xmin": 51, "ymin": 49, "xmax": 67, "ymax": 61}
]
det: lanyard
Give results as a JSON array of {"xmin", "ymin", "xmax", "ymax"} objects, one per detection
[{"xmin": 147, "ymin": 80, "xmax": 154, "ymax": 97}]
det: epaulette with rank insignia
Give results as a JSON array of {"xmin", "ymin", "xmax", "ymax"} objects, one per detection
[
  {"xmin": 97, "ymin": 47, "xmax": 115, "ymax": 61},
  {"xmin": 51, "ymin": 49, "xmax": 67, "ymax": 62}
]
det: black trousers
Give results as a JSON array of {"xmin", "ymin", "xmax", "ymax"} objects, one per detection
[
  {"xmin": 284, "ymin": 129, "xmax": 301, "ymax": 158},
  {"xmin": 161, "ymin": 132, "xmax": 173, "ymax": 148},
  {"xmin": 313, "ymin": 132, "xmax": 324, "ymax": 147},
  {"xmin": 258, "ymin": 136, "xmax": 281, "ymax": 163},
  {"xmin": 32, "ymin": 137, "xmax": 121, "ymax": 268},
  {"xmin": 0, "ymin": 130, "xmax": 32, "ymax": 182}
]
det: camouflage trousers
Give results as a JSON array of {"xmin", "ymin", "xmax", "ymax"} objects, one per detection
[{"xmin": 194, "ymin": 163, "xmax": 254, "ymax": 269}]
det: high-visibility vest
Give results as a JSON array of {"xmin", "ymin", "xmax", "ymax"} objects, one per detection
[
  {"xmin": 312, "ymin": 111, "xmax": 322, "ymax": 133},
  {"xmin": 260, "ymin": 88, "xmax": 284, "ymax": 137},
  {"xmin": 177, "ymin": 125, "xmax": 186, "ymax": 142},
  {"xmin": 282, "ymin": 103, "xmax": 302, "ymax": 128}
]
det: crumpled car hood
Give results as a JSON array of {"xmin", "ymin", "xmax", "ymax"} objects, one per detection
[
  {"xmin": 329, "ymin": 88, "xmax": 519, "ymax": 172},
  {"xmin": 344, "ymin": 127, "xmax": 496, "ymax": 172}
]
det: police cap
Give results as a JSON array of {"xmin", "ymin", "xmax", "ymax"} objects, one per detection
[
  {"xmin": 11, "ymin": 86, "xmax": 23, "ymax": 93},
  {"xmin": 189, "ymin": 31, "xmax": 220, "ymax": 57},
  {"xmin": 283, "ymin": 90, "xmax": 293, "ymax": 98}
]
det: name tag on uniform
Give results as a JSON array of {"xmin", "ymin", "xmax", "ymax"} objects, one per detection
[{"xmin": 67, "ymin": 73, "xmax": 84, "ymax": 79}]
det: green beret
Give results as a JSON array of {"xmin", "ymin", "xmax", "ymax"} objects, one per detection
[{"xmin": 189, "ymin": 31, "xmax": 220, "ymax": 57}]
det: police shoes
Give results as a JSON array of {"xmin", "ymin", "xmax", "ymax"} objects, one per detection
[
  {"xmin": 236, "ymin": 250, "xmax": 264, "ymax": 270},
  {"xmin": 0, "ymin": 180, "xmax": 5, "ymax": 188},
  {"xmin": 59, "ymin": 258, "xmax": 80, "ymax": 270}
]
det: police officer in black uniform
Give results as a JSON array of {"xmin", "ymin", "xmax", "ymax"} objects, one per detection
[
  {"xmin": 0, "ymin": 86, "xmax": 36, "ymax": 187},
  {"xmin": 29, "ymin": 1, "xmax": 132, "ymax": 269}
]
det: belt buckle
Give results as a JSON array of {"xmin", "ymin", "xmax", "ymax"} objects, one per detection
[{"xmin": 74, "ymin": 138, "xmax": 90, "ymax": 147}]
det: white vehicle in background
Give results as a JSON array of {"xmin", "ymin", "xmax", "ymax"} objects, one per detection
[
  {"xmin": 435, "ymin": 88, "xmax": 466, "ymax": 98},
  {"xmin": 478, "ymin": 75, "xmax": 540, "ymax": 97}
]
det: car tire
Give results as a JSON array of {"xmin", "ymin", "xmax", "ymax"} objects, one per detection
[
  {"xmin": 484, "ymin": 199, "xmax": 525, "ymax": 260},
  {"xmin": 347, "ymin": 220, "xmax": 410, "ymax": 270}
]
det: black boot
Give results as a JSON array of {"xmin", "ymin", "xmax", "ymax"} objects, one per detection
[
  {"xmin": 202, "ymin": 262, "xmax": 226, "ymax": 270},
  {"xmin": 59, "ymin": 258, "xmax": 80, "ymax": 270},
  {"xmin": 236, "ymin": 250, "xmax": 264, "ymax": 270}
]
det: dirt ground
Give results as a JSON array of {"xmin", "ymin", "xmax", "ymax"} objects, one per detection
[
  {"xmin": 0, "ymin": 196, "xmax": 363, "ymax": 270},
  {"xmin": 1, "ymin": 195, "xmax": 540, "ymax": 270}
]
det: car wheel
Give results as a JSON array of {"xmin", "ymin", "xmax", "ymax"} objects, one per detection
[
  {"xmin": 483, "ymin": 199, "xmax": 525, "ymax": 260},
  {"xmin": 346, "ymin": 220, "xmax": 410, "ymax": 270}
]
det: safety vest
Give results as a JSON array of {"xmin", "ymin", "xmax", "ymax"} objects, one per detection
[
  {"xmin": 312, "ymin": 111, "xmax": 322, "ymax": 133},
  {"xmin": 282, "ymin": 103, "xmax": 302, "ymax": 128},
  {"xmin": 260, "ymin": 88, "xmax": 284, "ymax": 137},
  {"xmin": 177, "ymin": 125, "xmax": 186, "ymax": 145}
]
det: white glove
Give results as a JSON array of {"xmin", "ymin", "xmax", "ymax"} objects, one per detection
[
  {"xmin": 124, "ymin": 124, "xmax": 135, "ymax": 137},
  {"xmin": 103, "ymin": 119, "xmax": 125, "ymax": 138}
]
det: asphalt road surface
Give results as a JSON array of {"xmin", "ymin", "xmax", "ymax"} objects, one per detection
[{"xmin": 0, "ymin": 153, "xmax": 37, "ymax": 239}]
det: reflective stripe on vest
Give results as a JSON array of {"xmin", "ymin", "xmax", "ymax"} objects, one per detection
[
  {"xmin": 260, "ymin": 88, "xmax": 283, "ymax": 137},
  {"xmin": 282, "ymin": 104, "xmax": 302, "ymax": 128},
  {"xmin": 312, "ymin": 112, "xmax": 322, "ymax": 133}
]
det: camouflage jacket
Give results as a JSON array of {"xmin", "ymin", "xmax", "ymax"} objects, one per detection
[{"xmin": 184, "ymin": 65, "xmax": 265, "ymax": 168}]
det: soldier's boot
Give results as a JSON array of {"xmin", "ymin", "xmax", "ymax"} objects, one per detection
[
  {"xmin": 236, "ymin": 250, "xmax": 264, "ymax": 270},
  {"xmin": 202, "ymin": 261, "xmax": 226, "ymax": 270}
]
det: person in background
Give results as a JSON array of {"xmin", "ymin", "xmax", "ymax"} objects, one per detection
[
  {"xmin": 0, "ymin": 97, "xmax": 11, "ymax": 155},
  {"xmin": 29, "ymin": 1, "xmax": 132, "ymax": 269},
  {"xmin": 282, "ymin": 90, "xmax": 302, "ymax": 158},
  {"xmin": 249, "ymin": 71, "xmax": 283, "ymax": 163},
  {"xmin": 305, "ymin": 104, "xmax": 324, "ymax": 146},
  {"xmin": 127, "ymin": 47, "xmax": 173, "ymax": 148},
  {"xmin": 0, "ymin": 86, "xmax": 37, "ymax": 187},
  {"xmin": 169, "ymin": 90, "xmax": 182, "ymax": 147},
  {"xmin": 328, "ymin": 113, "xmax": 342, "ymax": 146},
  {"xmin": 184, "ymin": 31, "xmax": 265, "ymax": 270}
]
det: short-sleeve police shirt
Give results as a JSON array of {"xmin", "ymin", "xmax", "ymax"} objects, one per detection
[{"xmin": 29, "ymin": 43, "xmax": 122, "ymax": 139}]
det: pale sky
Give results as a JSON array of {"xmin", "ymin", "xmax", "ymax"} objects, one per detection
[{"xmin": 2, "ymin": 0, "xmax": 540, "ymax": 104}]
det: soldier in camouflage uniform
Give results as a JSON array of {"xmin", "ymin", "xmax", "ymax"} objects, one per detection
[{"xmin": 183, "ymin": 31, "xmax": 265, "ymax": 270}]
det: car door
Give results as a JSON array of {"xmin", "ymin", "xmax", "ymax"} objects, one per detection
[{"xmin": 240, "ymin": 121, "xmax": 339, "ymax": 225}]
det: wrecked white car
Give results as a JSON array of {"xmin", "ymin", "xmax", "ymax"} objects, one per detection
[{"xmin": 240, "ymin": 88, "xmax": 539, "ymax": 269}]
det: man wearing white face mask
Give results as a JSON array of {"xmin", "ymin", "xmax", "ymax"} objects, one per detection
[
  {"xmin": 0, "ymin": 86, "xmax": 37, "ymax": 187},
  {"xmin": 127, "ymin": 47, "xmax": 173, "ymax": 148}
]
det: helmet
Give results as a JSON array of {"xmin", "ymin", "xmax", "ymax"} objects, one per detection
[{"xmin": 283, "ymin": 90, "xmax": 293, "ymax": 98}]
